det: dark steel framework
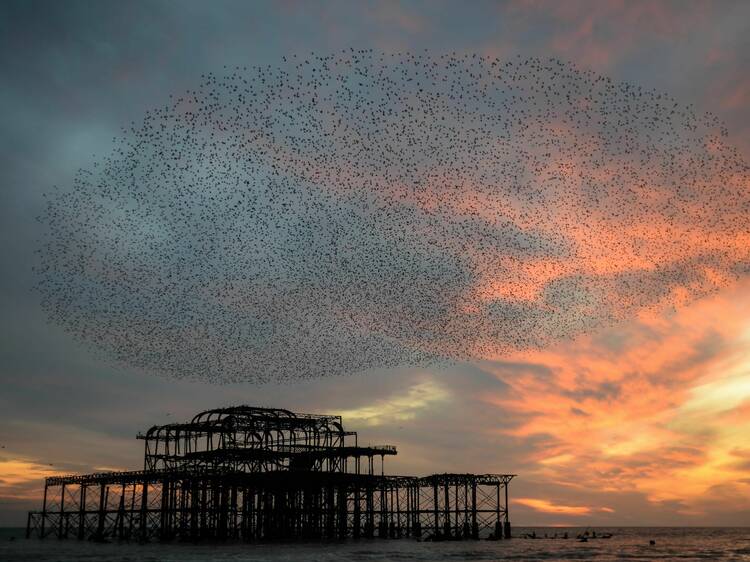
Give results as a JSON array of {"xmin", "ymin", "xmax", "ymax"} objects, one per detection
[{"xmin": 27, "ymin": 406, "xmax": 514, "ymax": 542}]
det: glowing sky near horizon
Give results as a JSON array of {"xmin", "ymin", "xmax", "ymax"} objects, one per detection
[{"xmin": 1, "ymin": 0, "xmax": 749, "ymax": 527}]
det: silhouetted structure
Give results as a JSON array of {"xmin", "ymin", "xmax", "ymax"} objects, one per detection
[{"xmin": 27, "ymin": 406, "xmax": 514, "ymax": 542}]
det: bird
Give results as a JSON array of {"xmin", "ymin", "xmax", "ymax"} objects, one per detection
[{"xmin": 34, "ymin": 50, "xmax": 750, "ymax": 384}]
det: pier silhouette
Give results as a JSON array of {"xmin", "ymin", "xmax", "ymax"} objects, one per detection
[{"xmin": 26, "ymin": 406, "xmax": 514, "ymax": 542}]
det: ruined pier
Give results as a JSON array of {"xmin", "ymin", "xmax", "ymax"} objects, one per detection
[{"xmin": 27, "ymin": 406, "xmax": 514, "ymax": 541}]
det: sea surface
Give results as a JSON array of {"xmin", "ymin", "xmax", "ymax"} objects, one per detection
[{"xmin": 2, "ymin": 527, "xmax": 749, "ymax": 561}]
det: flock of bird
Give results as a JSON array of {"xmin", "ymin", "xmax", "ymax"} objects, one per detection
[{"xmin": 36, "ymin": 51, "xmax": 749, "ymax": 383}]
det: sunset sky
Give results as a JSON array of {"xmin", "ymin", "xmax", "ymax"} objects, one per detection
[{"xmin": 1, "ymin": 0, "xmax": 749, "ymax": 527}]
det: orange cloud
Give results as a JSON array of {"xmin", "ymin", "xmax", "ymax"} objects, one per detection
[
  {"xmin": 515, "ymin": 497, "xmax": 613, "ymax": 515},
  {"xmin": 0, "ymin": 457, "xmax": 62, "ymax": 500},
  {"xmin": 482, "ymin": 279, "xmax": 750, "ymax": 513}
]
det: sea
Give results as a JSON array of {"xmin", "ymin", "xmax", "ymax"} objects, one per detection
[{"xmin": 1, "ymin": 527, "xmax": 749, "ymax": 561}]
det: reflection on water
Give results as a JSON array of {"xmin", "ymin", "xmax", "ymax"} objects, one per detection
[{"xmin": 2, "ymin": 527, "xmax": 749, "ymax": 561}]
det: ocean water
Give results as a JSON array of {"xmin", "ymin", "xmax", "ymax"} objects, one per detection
[{"xmin": 1, "ymin": 527, "xmax": 749, "ymax": 561}]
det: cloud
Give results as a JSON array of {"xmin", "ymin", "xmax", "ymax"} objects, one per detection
[
  {"xmin": 515, "ymin": 497, "xmax": 613, "ymax": 515},
  {"xmin": 504, "ymin": 0, "xmax": 711, "ymax": 70},
  {"xmin": 0, "ymin": 457, "xmax": 61, "ymax": 500},
  {"xmin": 482, "ymin": 280, "xmax": 750, "ymax": 514},
  {"xmin": 2, "ymin": 0, "xmax": 750, "ymax": 528},
  {"xmin": 338, "ymin": 378, "xmax": 450, "ymax": 426}
]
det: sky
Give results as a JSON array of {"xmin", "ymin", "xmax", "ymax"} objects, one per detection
[{"xmin": 1, "ymin": 0, "xmax": 749, "ymax": 527}]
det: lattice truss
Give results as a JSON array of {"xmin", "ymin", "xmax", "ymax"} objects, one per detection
[{"xmin": 27, "ymin": 407, "xmax": 514, "ymax": 541}]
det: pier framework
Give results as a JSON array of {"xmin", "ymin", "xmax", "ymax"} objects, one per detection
[{"xmin": 27, "ymin": 406, "xmax": 514, "ymax": 541}]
